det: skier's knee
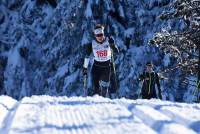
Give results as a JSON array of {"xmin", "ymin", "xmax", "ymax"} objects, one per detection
[
  {"xmin": 99, "ymin": 80, "xmax": 110, "ymax": 97},
  {"xmin": 99, "ymin": 80, "xmax": 110, "ymax": 89}
]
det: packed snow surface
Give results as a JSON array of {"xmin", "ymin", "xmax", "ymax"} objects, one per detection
[{"xmin": 0, "ymin": 95, "xmax": 200, "ymax": 134}]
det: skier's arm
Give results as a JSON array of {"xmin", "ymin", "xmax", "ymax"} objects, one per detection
[
  {"xmin": 108, "ymin": 36, "xmax": 119, "ymax": 53},
  {"xmin": 83, "ymin": 43, "xmax": 92, "ymax": 75},
  {"xmin": 156, "ymin": 73, "xmax": 162, "ymax": 99},
  {"xmin": 138, "ymin": 73, "xmax": 145, "ymax": 98},
  {"xmin": 84, "ymin": 43, "xmax": 92, "ymax": 56},
  {"xmin": 139, "ymin": 73, "xmax": 145, "ymax": 81}
]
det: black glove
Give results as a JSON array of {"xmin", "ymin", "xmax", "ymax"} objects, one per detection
[
  {"xmin": 83, "ymin": 67, "xmax": 87, "ymax": 75},
  {"xmin": 108, "ymin": 36, "xmax": 115, "ymax": 44}
]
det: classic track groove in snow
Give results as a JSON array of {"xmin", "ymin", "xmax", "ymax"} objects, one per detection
[
  {"xmin": 0, "ymin": 95, "xmax": 200, "ymax": 134},
  {"xmin": 0, "ymin": 96, "xmax": 20, "ymax": 134}
]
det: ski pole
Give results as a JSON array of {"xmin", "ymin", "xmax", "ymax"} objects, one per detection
[{"xmin": 83, "ymin": 74, "xmax": 87, "ymax": 96}]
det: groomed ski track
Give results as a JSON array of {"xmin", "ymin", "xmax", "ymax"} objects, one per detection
[{"xmin": 0, "ymin": 95, "xmax": 200, "ymax": 134}]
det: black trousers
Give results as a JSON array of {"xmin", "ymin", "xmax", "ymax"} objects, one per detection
[
  {"xmin": 141, "ymin": 93, "xmax": 157, "ymax": 99},
  {"xmin": 141, "ymin": 87, "xmax": 157, "ymax": 99},
  {"xmin": 91, "ymin": 61, "xmax": 111, "ymax": 96}
]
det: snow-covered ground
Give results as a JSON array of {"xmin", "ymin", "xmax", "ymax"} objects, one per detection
[{"xmin": 0, "ymin": 95, "xmax": 200, "ymax": 134}]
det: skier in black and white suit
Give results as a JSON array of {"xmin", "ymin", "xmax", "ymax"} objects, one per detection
[{"xmin": 83, "ymin": 24, "xmax": 119, "ymax": 97}]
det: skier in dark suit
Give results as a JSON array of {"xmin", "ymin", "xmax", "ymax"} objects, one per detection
[{"xmin": 139, "ymin": 62, "xmax": 162, "ymax": 99}]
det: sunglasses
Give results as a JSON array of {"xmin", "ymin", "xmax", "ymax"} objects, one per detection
[{"xmin": 95, "ymin": 34, "xmax": 104, "ymax": 37}]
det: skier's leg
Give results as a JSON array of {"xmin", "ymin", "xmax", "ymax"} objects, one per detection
[
  {"xmin": 99, "ymin": 80, "xmax": 110, "ymax": 97},
  {"xmin": 91, "ymin": 65, "xmax": 101, "ymax": 95},
  {"xmin": 144, "ymin": 95, "xmax": 152, "ymax": 99},
  {"xmin": 151, "ymin": 90, "xmax": 157, "ymax": 99},
  {"xmin": 99, "ymin": 67, "xmax": 110, "ymax": 97},
  {"xmin": 142, "ymin": 93, "xmax": 148, "ymax": 99},
  {"xmin": 142, "ymin": 92, "xmax": 151, "ymax": 99}
]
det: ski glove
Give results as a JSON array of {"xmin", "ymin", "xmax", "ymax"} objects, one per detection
[
  {"xmin": 108, "ymin": 36, "xmax": 115, "ymax": 44},
  {"xmin": 83, "ymin": 67, "xmax": 87, "ymax": 76}
]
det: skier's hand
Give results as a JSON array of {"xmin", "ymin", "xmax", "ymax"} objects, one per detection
[
  {"xmin": 108, "ymin": 36, "xmax": 115, "ymax": 44},
  {"xmin": 83, "ymin": 67, "xmax": 87, "ymax": 75}
]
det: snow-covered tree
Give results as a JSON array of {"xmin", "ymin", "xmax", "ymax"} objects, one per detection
[
  {"xmin": 150, "ymin": 0, "xmax": 200, "ymax": 102},
  {"xmin": 2, "ymin": 0, "xmax": 189, "ymax": 101}
]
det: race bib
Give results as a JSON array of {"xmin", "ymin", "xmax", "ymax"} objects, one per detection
[
  {"xmin": 92, "ymin": 39, "xmax": 111, "ymax": 62},
  {"xmin": 96, "ymin": 50, "xmax": 108, "ymax": 57}
]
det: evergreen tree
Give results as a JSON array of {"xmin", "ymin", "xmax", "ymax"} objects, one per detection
[{"xmin": 149, "ymin": 0, "xmax": 200, "ymax": 101}]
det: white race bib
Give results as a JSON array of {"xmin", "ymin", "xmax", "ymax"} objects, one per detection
[{"xmin": 92, "ymin": 38, "xmax": 111, "ymax": 62}]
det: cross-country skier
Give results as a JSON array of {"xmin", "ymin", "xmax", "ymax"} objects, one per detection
[
  {"xmin": 83, "ymin": 24, "xmax": 119, "ymax": 97},
  {"xmin": 139, "ymin": 62, "xmax": 162, "ymax": 99}
]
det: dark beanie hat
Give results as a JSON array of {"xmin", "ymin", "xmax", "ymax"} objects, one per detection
[{"xmin": 146, "ymin": 62, "xmax": 153, "ymax": 66}]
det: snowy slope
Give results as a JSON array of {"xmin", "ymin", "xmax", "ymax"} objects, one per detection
[
  {"xmin": 0, "ymin": 96, "xmax": 200, "ymax": 134},
  {"xmin": 1, "ymin": 0, "xmax": 191, "ymax": 102}
]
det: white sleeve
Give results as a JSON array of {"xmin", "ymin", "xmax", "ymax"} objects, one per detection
[{"xmin": 83, "ymin": 58, "xmax": 90, "ymax": 68}]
